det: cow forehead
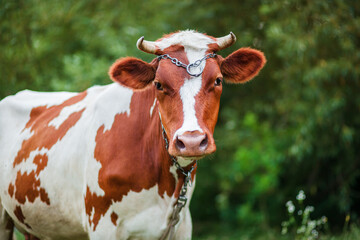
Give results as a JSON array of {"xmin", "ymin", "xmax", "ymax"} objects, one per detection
[
  {"xmin": 155, "ymin": 30, "xmax": 215, "ymax": 53},
  {"xmin": 155, "ymin": 31, "xmax": 218, "ymax": 86}
]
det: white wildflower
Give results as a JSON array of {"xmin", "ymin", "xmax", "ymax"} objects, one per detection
[
  {"xmin": 296, "ymin": 190, "xmax": 306, "ymax": 201},
  {"xmin": 286, "ymin": 201, "xmax": 295, "ymax": 213},
  {"xmin": 308, "ymin": 220, "xmax": 316, "ymax": 229},
  {"xmin": 305, "ymin": 206, "xmax": 315, "ymax": 214},
  {"xmin": 297, "ymin": 226, "xmax": 306, "ymax": 234},
  {"xmin": 311, "ymin": 229, "xmax": 319, "ymax": 238}
]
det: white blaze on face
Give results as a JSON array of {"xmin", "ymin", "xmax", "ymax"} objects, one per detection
[
  {"xmin": 175, "ymin": 76, "xmax": 202, "ymax": 137},
  {"xmin": 155, "ymin": 30, "xmax": 215, "ymax": 139}
]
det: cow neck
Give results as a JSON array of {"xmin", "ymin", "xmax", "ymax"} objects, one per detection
[{"xmin": 134, "ymin": 89, "xmax": 174, "ymax": 195}]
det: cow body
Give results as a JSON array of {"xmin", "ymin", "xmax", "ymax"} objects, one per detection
[
  {"xmin": 0, "ymin": 84, "xmax": 193, "ymax": 239},
  {"xmin": 0, "ymin": 30, "xmax": 265, "ymax": 239}
]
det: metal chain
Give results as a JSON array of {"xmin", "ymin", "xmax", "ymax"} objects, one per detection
[
  {"xmin": 157, "ymin": 53, "xmax": 216, "ymax": 77},
  {"xmin": 159, "ymin": 115, "xmax": 197, "ymax": 240},
  {"xmin": 157, "ymin": 54, "xmax": 188, "ymax": 69}
]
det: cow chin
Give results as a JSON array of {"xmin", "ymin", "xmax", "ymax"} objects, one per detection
[
  {"xmin": 170, "ymin": 145, "xmax": 216, "ymax": 167},
  {"xmin": 176, "ymin": 156, "xmax": 201, "ymax": 167}
]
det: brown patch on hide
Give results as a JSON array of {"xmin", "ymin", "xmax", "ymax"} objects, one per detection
[
  {"xmin": 85, "ymin": 89, "xmax": 176, "ymax": 230},
  {"xmin": 14, "ymin": 205, "xmax": 31, "ymax": 229},
  {"xmin": 14, "ymin": 92, "xmax": 87, "ymax": 166},
  {"xmin": 8, "ymin": 184, "xmax": 14, "ymax": 197},
  {"xmin": 33, "ymin": 154, "xmax": 48, "ymax": 175},
  {"xmin": 13, "ymin": 171, "xmax": 50, "ymax": 205},
  {"xmin": 111, "ymin": 212, "xmax": 118, "ymax": 226},
  {"xmin": 9, "ymin": 92, "xmax": 86, "ymax": 206}
]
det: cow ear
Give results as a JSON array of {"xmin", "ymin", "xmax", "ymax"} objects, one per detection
[
  {"xmin": 109, "ymin": 57, "xmax": 158, "ymax": 90},
  {"xmin": 220, "ymin": 48, "xmax": 266, "ymax": 84}
]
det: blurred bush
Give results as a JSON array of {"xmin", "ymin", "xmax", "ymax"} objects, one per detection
[{"xmin": 1, "ymin": 0, "xmax": 359, "ymax": 234}]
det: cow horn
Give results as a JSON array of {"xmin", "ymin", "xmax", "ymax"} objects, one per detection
[
  {"xmin": 137, "ymin": 36, "xmax": 157, "ymax": 54},
  {"xmin": 216, "ymin": 32, "xmax": 236, "ymax": 50}
]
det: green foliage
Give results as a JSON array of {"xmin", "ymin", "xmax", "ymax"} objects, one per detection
[
  {"xmin": 194, "ymin": 223, "xmax": 360, "ymax": 240},
  {"xmin": 1, "ymin": 0, "xmax": 359, "ymax": 238},
  {"xmin": 281, "ymin": 190, "xmax": 328, "ymax": 239},
  {"xmin": 193, "ymin": 0, "xmax": 360, "ymax": 233},
  {"xmin": 210, "ymin": 111, "xmax": 283, "ymax": 225}
]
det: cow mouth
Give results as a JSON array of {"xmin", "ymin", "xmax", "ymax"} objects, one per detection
[
  {"xmin": 176, "ymin": 156, "xmax": 201, "ymax": 167},
  {"xmin": 178, "ymin": 156, "xmax": 203, "ymax": 161},
  {"xmin": 175, "ymin": 150, "xmax": 216, "ymax": 163},
  {"xmin": 175, "ymin": 150, "xmax": 213, "ymax": 159},
  {"xmin": 169, "ymin": 145, "xmax": 216, "ymax": 162}
]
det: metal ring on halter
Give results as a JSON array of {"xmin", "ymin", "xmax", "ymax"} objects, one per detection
[
  {"xmin": 186, "ymin": 63, "xmax": 203, "ymax": 77},
  {"xmin": 158, "ymin": 53, "xmax": 216, "ymax": 78}
]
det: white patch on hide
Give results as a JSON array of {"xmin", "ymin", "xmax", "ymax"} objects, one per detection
[
  {"xmin": 92, "ymin": 83, "xmax": 133, "ymax": 131},
  {"xmin": 169, "ymin": 164, "xmax": 179, "ymax": 183},
  {"xmin": 150, "ymin": 97, "xmax": 157, "ymax": 117},
  {"xmin": 155, "ymin": 30, "xmax": 215, "ymax": 51},
  {"xmin": 89, "ymin": 185, "xmax": 176, "ymax": 240},
  {"xmin": 48, "ymin": 95, "xmax": 89, "ymax": 129}
]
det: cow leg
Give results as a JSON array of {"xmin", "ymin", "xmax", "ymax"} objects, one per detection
[{"xmin": 0, "ymin": 203, "xmax": 14, "ymax": 240}]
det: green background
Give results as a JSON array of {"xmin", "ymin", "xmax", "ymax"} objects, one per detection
[{"xmin": 1, "ymin": 0, "xmax": 359, "ymax": 239}]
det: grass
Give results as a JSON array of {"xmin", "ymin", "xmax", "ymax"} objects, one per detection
[
  {"xmin": 14, "ymin": 228, "xmax": 25, "ymax": 240},
  {"xmin": 192, "ymin": 222, "xmax": 360, "ymax": 240}
]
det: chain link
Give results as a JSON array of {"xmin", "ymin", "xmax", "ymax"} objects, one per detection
[
  {"xmin": 158, "ymin": 53, "xmax": 216, "ymax": 77},
  {"xmin": 158, "ymin": 54, "xmax": 187, "ymax": 68}
]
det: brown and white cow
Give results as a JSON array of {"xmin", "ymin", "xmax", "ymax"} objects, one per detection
[{"xmin": 0, "ymin": 30, "xmax": 265, "ymax": 239}]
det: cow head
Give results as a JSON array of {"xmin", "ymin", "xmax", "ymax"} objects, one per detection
[{"xmin": 109, "ymin": 30, "xmax": 266, "ymax": 164}]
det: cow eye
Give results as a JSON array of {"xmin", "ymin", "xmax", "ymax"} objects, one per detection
[
  {"xmin": 154, "ymin": 81, "xmax": 163, "ymax": 90},
  {"xmin": 215, "ymin": 77, "xmax": 222, "ymax": 86}
]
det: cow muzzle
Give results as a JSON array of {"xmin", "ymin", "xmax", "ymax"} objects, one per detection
[{"xmin": 169, "ymin": 131, "xmax": 216, "ymax": 158}]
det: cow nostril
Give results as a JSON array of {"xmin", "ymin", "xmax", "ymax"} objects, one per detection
[
  {"xmin": 200, "ymin": 135, "xmax": 208, "ymax": 148},
  {"xmin": 176, "ymin": 137, "xmax": 186, "ymax": 150}
]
